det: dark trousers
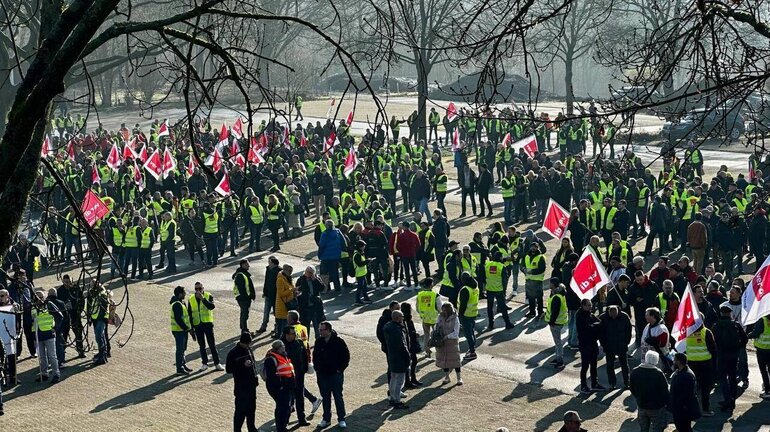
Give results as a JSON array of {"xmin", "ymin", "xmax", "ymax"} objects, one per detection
[
  {"xmin": 643, "ymin": 227, "xmax": 668, "ymax": 254},
  {"xmin": 268, "ymin": 387, "xmax": 293, "ymax": 432},
  {"xmin": 689, "ymin": 360, "xmax": 713, "ymax": 411},
  {"xmin": 486, "ymin": 290, "xmax": 512, "ymax": 326},
  {"xmin": 237, "ymin": 297, "xmax": 252, "ymax": 332},
  {"xmin": 123, "ymin": 247, "xmax": 138, "ymax": 277},
  {"xmin": 460, "ymin": 315, "xmax": 476, "ymax": 353},
  {"xmin": 717, "ymin": 355, "xmax": 738, "ymax": 405},
  {"xmin": 159, "ymin": 240, "xmax": 176, "ymax": 271},
  {"xmin": 194, "ymin": 323, "xmax": 220, "ymax": 365},
  {"xmin": 757, "ymin": 349, "xmax": 770, "ymax": 392},
  {"xmin": 514, "ymin": 195, "xmax": 528, "ymax": 222},
  {"xmin": 22, "ymin": 312, "xmax": 35, "ymax": 356},
  {"xmin": 268, "ymin": 220, "xmax": 280, "ymax": 250},
  {"xmin": 355, "ymin": 277, "xmax": 370, "ymax": 303},
  {"xmin": 172, "ymin": 331, "xmax": 188, "ymax": 372},
  {"xmin": 673, "ymin": 419, "xmax": 693, "ymax": 432},
  {"xmin": 461, "ymin": 190, "xmax": 476, "ymax": 215},
  {"xmin": 204, "ymin": 233, "xmax": 219, "ymax": 265},
  {"xmin": 249, "ymin": 223, "xmax": 263, "ymax": 251},
  {"xmin": 138, "ymin": 248, "xmax": 153, "ymax": 278},
  {"xmin": 293, "ymin": 374, "xmax": 308, "ymax": 422},
  {"xmin": 234, "ymin": 393, "xmax": 258, "ymax": 432},
  {"xmin": 317, "ymin": 372, "xmax": 346, "ymax": 422},
  {"xmin": 185, "ymin": 240, "xmax": 204, "ymax": 262},
  {"xmin": 605, "ymin": 350, "xmax": 630, "ymax": 387},
  {"xmin": 579, "ymin": 344, "xmax": 599, "ymax": 388},
  {"xmin": 479, "ymin": 193, "xmax": 492, "ymax": 215},
  {"xmin": 400, "ymin": 257, "xmax": 418, "ymax": 287},
  {"xmin": 436, "ymin": 192, "xmax": 447, "ymax": 216}
]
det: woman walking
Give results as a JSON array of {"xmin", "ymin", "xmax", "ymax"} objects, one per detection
[{"xmin": 435, "ymin": 303, "xmax": 463, "ymax": 385}]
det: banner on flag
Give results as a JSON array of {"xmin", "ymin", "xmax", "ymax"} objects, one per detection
[
  {"xmin": 41, "ymin": 135, "xmax": 54, "ymax": 158},
  {"xmin": 501, "ymin": 133, "xmax": 511, "ymax": 148},
  {"xmin": 217, "ymin": 123, "xmax": 229, "ymax": 149},
  {"xmin": 446, "ymin": 102, "xmax": 458, "ymax": 122},
  {"xmin": 138, "ymin": 145, "xmax": 148, "ymax": 163},
  {"xmin": 157, "ymin": 121, "xmax": 169, "ymax": 137},
  {"xmin": 133, "ymin": 160, "xmax": 145, "ymax": 191},
  {"xmin": 106, "ymin": 143, "xmax": 122, "ymax": 171},
  {"xmin": 512, "ymin": 134, "xmax": 538, "ymax": 157},
  {"xmin": 542, "ymin": 199, "xmax": 570, "ymax": 240},
  {"xmin": 451, "ymin": 129, "xmax": 460, "ymax": 151},
  {"xmin": 569, "ymin": 247, "xmax": 611, "ymax": 300},
  {"xmin": 162, "ymin": 148, "xmax": 176, "ymax": 179},
  {"xmin": 325, "ymin": 132, "xmax": 338, "ymax": 153},
  {"xmin": 143, "ymin": 150, "xmax": 163, "ymax": 180},
  {"xmin": 81, "ymin": 189, "xmax": 110, "ymax": 227},
  {"xmin": 346, "ymin": 110, "xmax": 354, "ymax": 126},
  {"xmin": 672, "ymin": 284, "xmax": 704, "ymax": 353},
  {"xmin": 343, "ymin": 147, "xmax": 359, "ymax": 178},
  {"xmin": 91, "ymin": 166, "xmax": 101, "ymax": 184},
  {"xmin": 214, "ymin": 173, "xmax": 231, "ymax": 196},
  {"xmin": 742, "ymin": 254, "xmax": 770, "ymax": 326},
  {"xmin": 232, "ymin": 118, "xmax": 244, "ymax": 139}
]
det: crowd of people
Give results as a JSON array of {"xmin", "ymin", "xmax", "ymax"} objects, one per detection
[{"xmin": 1, "ymin": 102, "xmax": 769, "ymax": 431}]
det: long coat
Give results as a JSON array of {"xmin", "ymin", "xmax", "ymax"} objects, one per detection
[
  {"xmin": 435, "ymin": 313, "xmax": 461, "ymax": 369},
  {"xmin": 383, "ymin": 320, "xmax": 410, "ymax": 373},
  {"xmin": 274, "ymin": 272, "xmax": 296, "ymax": 320},
  {"xmin": 669, "ymin": 366, "xmax": 701, "ymax": 422}
]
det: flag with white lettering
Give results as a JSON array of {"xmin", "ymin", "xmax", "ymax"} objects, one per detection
[
  {"xmin": 542, "ymin": 199, "xmax": 570, "ymax": 240},
  {"xmin": 672, "ymin": 284, "xmax": 703, "ymax": 353},
  {"xmin": 742, "ymin": 254, "xmax": 770, "ymax": 326},
  {"xmin": 570, "ymin": 247, "xmax": 611, "ymax": 300}
]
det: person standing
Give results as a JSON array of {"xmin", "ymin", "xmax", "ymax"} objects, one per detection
[
  {"xmin": 226, "ymin": 332, "xmax": 260, "ymax": 432},
  {"xmin": 599, "ymin": 305, "xmax": 632, "ymax": 389},
  {"xmin": 686, "ymin": 212, "xmax": 708, "ymax": 274},
  {"xmin": 257, "ymin": 256, "xmax": 280, "ymax": 335},
  {"xmin": 313, "ymin": 321, "xmax": 350, "ymax": 429},
  {"xmin": 458, "ymin": 163, "xmax": 477, "ymax": 217},
  {"xmin": 546, "ymin": 282, "xmax": 568, "ymax": 369},
  {"xmin": 416, "ymin": 278, "xmax": 441, "ymax": 357},
  {"xmin": 294, "ymin": 267, "xmax": 326, "ymax": 339},
  {"xmin": 264, "ymin": 340, "xmax": 295, "ymax": 432},
  {"xmin": 157, "ymin": 212, "xmax": 177, "ymax": 273},
  {"xmin": 523, "ymin": 243, "xmax": 546, "ymax": 318},
  {"xmin": 188, "ymin": 282, "xmax": 223, "ymax": 372},
  {"xmin": 318, "ymin": 220, "xmax": 344, "ymax": 293},
  {"xmin": 384, "ymin": 310, "xmax": 411, "ymax": 409},
  {"xmin": 137, "ymin": 218, "xmax": 155, "ymax": 280},
  {"xmin": 352, "ymin": 240, "xmax": 372, "ymax": 305},
  {"xmin": 457, "ymin": 272, "xmax": 479, "ymax": 361},
  {"xmin": 232, "ymin": 259, "xmax": 256, "ymax": 334},
  {"xmin": 748, "ymin": 313, "xmax": 770, "ymax": 400},
  {"xmin": 294, "ymin": 94, "xmax": 304, "ymax": 121},
  {"xmin": 170, "ymin": 286, "xmax": 192, "ymax": 375},
  {"xmin": 477, "ymin": 163, "xmax": 493, "ymax": 218},
  {"xmin": 684, "ymin": 319, "xmax": 717, "ymax": 416},
  {"xmin": 279, "ymin": 326, "xmax": 312, "ymax": 426},
  {"xmin": 57, "ymin": 274, "xmax": 86, "ymax": 359},
  {"xmin": 484, "ymin": 254, "xmax": 515, "ymax": 330},
  {"xmin": 630, "ymin": 351, "xmax": 669, "ymax": 432},
  {"xmin": 87, "ymin": 281, "xmax": 111, "ymax": 365},
  {"xmin": 711, "ymin": 305, "xmax": 748, "ymax": 411},
  {"xmin": 31, "ymin": 289, "xmax": 63, "ymax": 383},
  {"xmin": 669, "ymin": 353, "xmax": 702, "ymax": 432},
  {"xmin": 435, "ymin": 302, "xmax": 462, "ymax": 385},
  {"xmin": 202, "ymin": 202, "xmax": 221, "ymax": 264},
  {"xmin": 275, "ymin": 264, "xmax": 297, "ymax": 336},
  {"xmin": 576, "ymin": 298, "xmax": 604, "ymax": 393}
]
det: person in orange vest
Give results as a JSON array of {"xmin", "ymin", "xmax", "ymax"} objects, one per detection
[{"xmin": 265, "ymin": 340, "xmax": 296, "ymax": 432}]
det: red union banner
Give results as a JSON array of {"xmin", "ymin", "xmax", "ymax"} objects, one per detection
[
  {"xmin": 742, "ymin": 254, "xmax": 770, "ymax": 326},
  {"xmin": 570, "ymin": 247, "xmax": 611, "ymax": 300},
  {"xmin": 80, "ymin": 189, "xmax": 109, "ymax": 227},
  {"xmin": 542, "ymin": 199, "xmax": 570, "ymax": 240},
  {"xmin": 672, "ymin": 284, "xmax": 703, "ymax": 353},
  {"xmin": 512, "ymin": 134, "xmax": 537, "ymax": 157}
]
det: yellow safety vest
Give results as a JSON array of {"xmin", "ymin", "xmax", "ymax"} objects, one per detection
[
  {"xmin": 353, "ymin": 251, "xmax": 368, "ymax": 277},
  {"xmin": 685, "ymin": 327, "xmax": 711, "ymax": 361},
  {"xmin": 599, "ymin": 207, "xmax": 617, "ymax": 230},
  {"xmin": 545, "ymin": 293, "xmax": 568, "ymax": 325},
  {"xmin": 160, "ymin": 220, "xmax": 176, "ymax": 242},
  {"xmin": 124, "ymin": 226, "xmax": 139, "ymax": 248},
  {"xmin": 484, "ymin": 261, "xmax": 504, "ymax": 292},
  {"xmin": 232, "ymin": 272, "xmax": 253, "ymax": 298},
  {"xmin": 524, "ymin": 254, "xmax": 545, "ymax": 281},
  {"xmin": 380, "ymin": 171, "xmax": 395, "ymax": 190},
  {"xmin": 249, "ymin": 204, "xmax": 264, "ymax": 224},
  {"xmin": 460, "ymin": 285, "xmax": 479, "ymax": 318},
  {"xmin": 461, "ymin": 255, "xmax": 478, "ymax": 278},
  {"xmin": 658, "ymin": 292, "xmax": 669, "ymax": 316},
  {"xmin": 32, "ymin": 308, "xmax": 55, "ymax": 332},
  {"xmin": 170, "ymin": 300, "xmax": 190, "ymax": 332},
  {"xmin": 435, "ymin": 174, "xmax": 448, "ymax": 193},
  {"xmin": 754, "ymin": 316, "xmax": 770, "ymax": 350},
  {"xmin": 140, "ymin": 227, "xmax": 153, "ymax": 249},
  {"xmin": 112, "ymin": 227, "xmax": 124, "ymax": 247},
  {"xmin": 204, "ymin": 211, "xmax": 219, "ymax": 233},
  {"xmin": 188, "ymin": 292, "xmax": 214, "ymax": 325},
  {"xmin": 416, "ymin": 290, "xmax": 438, "ymax": 325},
  {"xmin": 267, "ymin": 203, "xmax": 280, "ymax": 221}
]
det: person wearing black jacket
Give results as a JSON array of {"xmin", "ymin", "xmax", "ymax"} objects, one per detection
[
  {"xmin": 576, "ymin": 298, "xmax": 604, "ymax": 393},
  {"xmin": 599, "ymin": 305, "xmax": 632, "ymax": 389},
  {"xmin": 560, "ymin": 253, "xmax": 581, "ymax": 349},
  {"xmin": 295, "ymin": 266, "xmax": 325, "ymax": 339},
  {"xmin": 313, "ymin": 321, "xmax": 350, "ymax": 429},
  {"xmin": 630, "ymin": 351, "xmax": 669, "ymax": 431},
  {"xmin": 477, "ymin": 163, "xmax": 493, "ymax": 218},
  {"xmin": 255, "ymin": 256, "xmax": 279, "ymax": 335},
  {"xmin": 376, "ymin": 301, "xmax": 400, "ymax": 387},
  {"xmin": 670, "ymin": 353, "xmax": 701, "ymax": 432},
  {"xmin": 169, "ymin": 286, "xmax": 192, "ymax": 375},
  {"xmin": 458, "ymin": 163, "xmax": 477, "ymax": 217},
  {"xmin": 628, "ymin": 271, "xmax": 661, "ymax": 347},
  {"xmin": 432, "ymin": 210, "xmax": 450, "ymax": 276},
  {"xmin": 226, "ymin": 332, "xmax": 259, "ymax": 432},
  {"xmin": 383, "ymin": 310, "xmax": 411, "ymax": 409},
  {"xmin": 180, "ymin": 208, "xmax": 205, "ymax": 264},
  {"xmin": 712, "ymin": 305, "xmax": 748, "ymax": 411},
  {"xmin": 232, "ymin": 260, "xmax": 256, "ymax": 334},
  {"xmin": 401, "ymin": 303, "xmax": 422, "ymax": 388},
  {"xmin": 280, "ymin": 326, "xmax": 311, "ymax": 426},
  {"xmin": 45, "ymin": 288, "xmax": 68, "ymax": 368}
]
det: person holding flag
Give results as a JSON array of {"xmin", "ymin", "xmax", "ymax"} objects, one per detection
[
  {"xmin": 749, "ymin": 313, "xmax": 770, "ymax": 400},
  {"xmin": 680, "ymin": 312, "xmax": 717, "ymax": 416}
]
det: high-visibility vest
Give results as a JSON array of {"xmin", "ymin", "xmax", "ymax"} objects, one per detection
[
  {"xmin": 681, "ymin": 197, "xmax": 698, "ymax": 221},
  {"xmin": 484, "ymin": 260, "xmax": 505, "ymax": 292},
  {"xmin": 589, "ymin": 191, "xmax": 603, "ymax": 210},
  {"xmin": 545, "ymin": 293, "xmax": 568, "ymax": 325},
  {"xmin": 329, "ymin": 206, "xmax": 343, "ymax": 227},
  {"xmin": 689, "ymin": 149, "xmax": 702, "ymax": 165},
  {"xmin": 599, "ymin": 180, "xmax": 614, "ymax": 197},
  {"xmin": 441, "ymin": 254, "xmax": 458, "ymax": 286},
  {"xmin": 501, "ymin": 177, "xmax": 514, "ymax": 198},
  {"xmin": 90, "ymin": 294, "xmax": 110, "ymax": 320},
  {"xmin": 435, "ymin": 174, "xmax": 448, "ymax": 193},
  {"xmin": 112, "ymin": 227, "xmax": 124, "ymax": 247},
  {"xmin": 380, "ymin": 171, "xmax": 395, "ymax": 190},
  {"xmin": 416, "ymin": 290, "xmax": 438, "ymax": 325},
  {"xmin": 140, "ymin": 227, "xmax": 153, "ymax": 249},
  {"xmin": 423, "ymin": 230, "xmax": 433, "ymax": 252},
  {"xmin": 460, "ymin": 285, "xmax": 479, "ymax": 318},
  {"xmin": 461, "ymin": 255, "xmax": 478, "ymax": 277},
  {"xmin": 188, "ymin": 292, "xmax": 214, "ymax": 325},
  {"xmin": 599, "ymin": 207, "xmax": 618, "ymax": 230},
  {"xmin": 232, "ymin": 272, "xmax": 253, "ymax": 298},
  {"xmin": 608, "ymin": 241, "xmax": 629, "ymax": 265},
  {"xmin": 733, "ymin": 198, "xmax": 747, "ymax": 212},
  {"xmin": 124, "ymin": 226, "xmax": 139, "ymax": 247},
  {"xmin": 353, "ymin": 251, "xmax": 368, "ymax": 277},
  {"xmin": 170, "ymin": 300, "xmax": 190, "ymax": 332},
  {"xmin": 204, "ymin": 211, "xmax": 219, "ymax": 233},
  {"xmin": 32, "ymin": 307, "xmax": 55, "ymax": 332},
  {"xmin": 181, "ymin": 198, "xmax": 195, "ymax": 211},
  {"xmin": 267, "ymin": 203, "xmax": 281, "ymax": 221},
  {"xmin": 746, "ymin": 184, "xmax": 757, "ymax": 198},
  {"xmin": 638, "ymin": 187, "xmax": 650, "ymax": 208},
  {"xmin": 160, "ymin": 220, "xmax": 176, "ymax": 242},
  {"xmin": 658, "ymin": 292, "xmax": 671, "ymax": 315},
  {"xmin": 267, "ymin": 351, "xmax": 295, "ymax": 378},
  {"xmin": 755, "ymin": 316, "xmax": 770, "ymax": 350},
  {"xmin": 249, "ymin": 204, "xmax": 264, "ymax": 224},
  {"xmin": 685, "ymin": 327, "xmax": 711, "ymax": 361},
  {"xmin": 524, "ymin": 254, "xmax": 545, "ymax": 281}
]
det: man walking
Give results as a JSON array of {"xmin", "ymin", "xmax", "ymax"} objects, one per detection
[
  {"xmin": 232, "ymin": 259, "xmax": 256, "ymax": 334},
  {"xmin": 188, "ymin": 282, "xmax": 223, "ymax": 372},
  {"xmin": 314, "ymin": 321, "xmax": 350, "ymax": 429},
  {"xmin": 630, "ymin": 351, "xmax": 669, "ymax": 432},
  {"xmin": 384, "ymin": 310, "xmax": 410, "ymax": 409},
  {"xmin": 711, "ymin": 305, "xmax": 748, "ymax": 411}
]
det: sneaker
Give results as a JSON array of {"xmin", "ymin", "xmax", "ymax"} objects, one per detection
[
  {"xmin": 199, "ymin": 364, "xmax": 209, "ymax": 372},
  {"xmin": 442, "ymin": 376, "xmax": 451, "ymax": 385},
  {"xmin": 214, "ymin": 364, "xmax": 225, "ymax": 371},
  {"xmin": 183, "ymin": 365, "xmax": 193, "ymax": 373},
  {"xmin": 456, "ymin": 378, "xmax": 463, "ymax": 385},
  {"xmin": 400, "ymin": 392, "xmax": 407, "ymax": 399},
  {"xmin": 464, "ymin": 352, "xmax": 477, "ymax": 360},
  {"xmin": 318, "ymin": 420, "xmax": 331, "ymax": 428},
  {"xmin": 338, "ymin": 420, "xmax": 347, "ymax": 429},
  {"xmin": 51, "ymin": 375, "xmax": 61, "ymax": 384},
  {"xmin": 761, "ymin": 391, "xmax": 770, "ymax": 400},
  {"xmin": 311, "ymin": 399, "xmax": 322, "ymax": 414},
  {"xmin": 504, "ymin": 323, "xmax": 515, "ymax": 329},
  {"xmin": 176, "ymin": 370, "xmax": 190, "ymax": 376},
  {"xmin": 555, "ymin": 361, "xmax": 565, "ymax": 369},
  {"xmin": 549, "ymin": 358, "xmax": 559, "ymax": 365},
  {"xmin": 579, "ymin": 386, "xmax": 591, "ymax": 394}
]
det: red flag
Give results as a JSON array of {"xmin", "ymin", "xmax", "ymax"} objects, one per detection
[
  {"xmin": 66, "ymin": 140, "xmax": 76, "ymax": 162},
  {"xmin": 91, "ymin": 166, "xmax": 101, "ymax": 184},
  {"xmin": 232, "ymin": 118, "xmax": 244, "ymax": 139},
  {"xmin": 446, "ymin": 102, "xmax": 458, "ymax": 122},
  {"xmin": 124, "ymin": 137, "xmax": 138, "ymax": 160},
  {"xmin": 218, "ymin": 123, "xmax": 229, "ymax": 149},
  {"xmin": 346, "ymin": 110, "xmax": 354, "ymax": 126},
  {"xmin": 501, "ymin": 133, "xmax": 512, "ymax": 148},
  {"xmin": 214, "ymin": 172, "xmax": 231, "ymax": 196},
  {"xmin": 325, "ymin": 132, "xmax": 338, "ymax": 153},
  {"xmin": 326, "ymin": 98, "xmax": 336, "ymax": 119},
  {"xmin": 143, "ymin": 149, "xmax": 163, "ymax": 180},
  {"xmin": 247, "ymin": 142, "xmax": 265, "ymax": 165},
  {"xmin": 133, "ymin": 160, "xmax": 145, "ymax": 191},
  {"xmin": 206, "ymin": 147, "xmax": 223, "ymax": 173},
  {"xmin": 41, "ymin": 135, "xmax": 54, "ymax": 158},
  {"xmin": 234, "ymin": 153, "xmax": 246, "ymax": 169},
  {"xmin": 451, "ymin": 129, "xmax": 460, "ymax": 151},
  {"xmin": 299, "ymin": 130, "xmax": 308, "ymax": 147},
  {"xmin": 157, "ymin": 121, "xmax": 170, "ymax": 137},
  {"xmin": 742, "ymin": 254, "xmax": 770, "ymax": 326},
  {"xmin": 231, "ymin": 138, "xmax": 241, "ymax": 157},
  {"xmin": 187, "ymin": 156, "xmax": 196, "ymax": 176},
  {"xmin": 512, "ymin": 134, "xmax": 538, "ymax": 157},
  {"xmin": 570, "ymin": 247, "xmax": 612, "ymax": 300},
  {"xmin": 162, "ymin": 148, "xmax": 176, "ymax": 179},
  {"xmin": 343, "ymin": 146, "xmax": 359, "ymax": 178},
  {"xmin": 138, "ymin": 145, "xmax": 149, "ymax": 163},
  {"xmin": 672, "ymin": 284, "xmax": 704, "ymax": 353},
  {"xmin": 282, "ymin": 127, "xmax": 291, "ymax": 149},
  {"xmin": 106, "ymin": 143, "xmax": 122, "ymax": 171},
  {"xmin": 542, "ymin": 199, "xmax": 570, "ymax": 240},
  {"xmin": 80, "ymin": 189, "xmax": 109, "ymax": 227}
]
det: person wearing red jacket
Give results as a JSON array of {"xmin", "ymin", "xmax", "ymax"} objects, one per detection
[{"xmin": 393, "ymin": 222, "xmax": 420, "ymax": 290}]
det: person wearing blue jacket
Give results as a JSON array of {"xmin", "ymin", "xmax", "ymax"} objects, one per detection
[{"xmin": 318, "ymin": 220, "xmax": 344, "ymax": 293}]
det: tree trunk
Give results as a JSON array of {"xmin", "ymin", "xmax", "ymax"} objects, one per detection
[
  {"xmin": 100, "ymin": 73, "xmax": 114, "ymax": 107},
  {"xmin": 416, "ymin": 56, "xmax": 430, "ymax": 141},
  {"xmin": 564, "ymin": 56, "xmax": 574, "ymax": 116}
]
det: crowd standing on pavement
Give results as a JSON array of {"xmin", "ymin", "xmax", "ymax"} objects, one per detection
[{"xmin": 1, "ymin": 101, "xmax": 770, "ymax": 431}]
